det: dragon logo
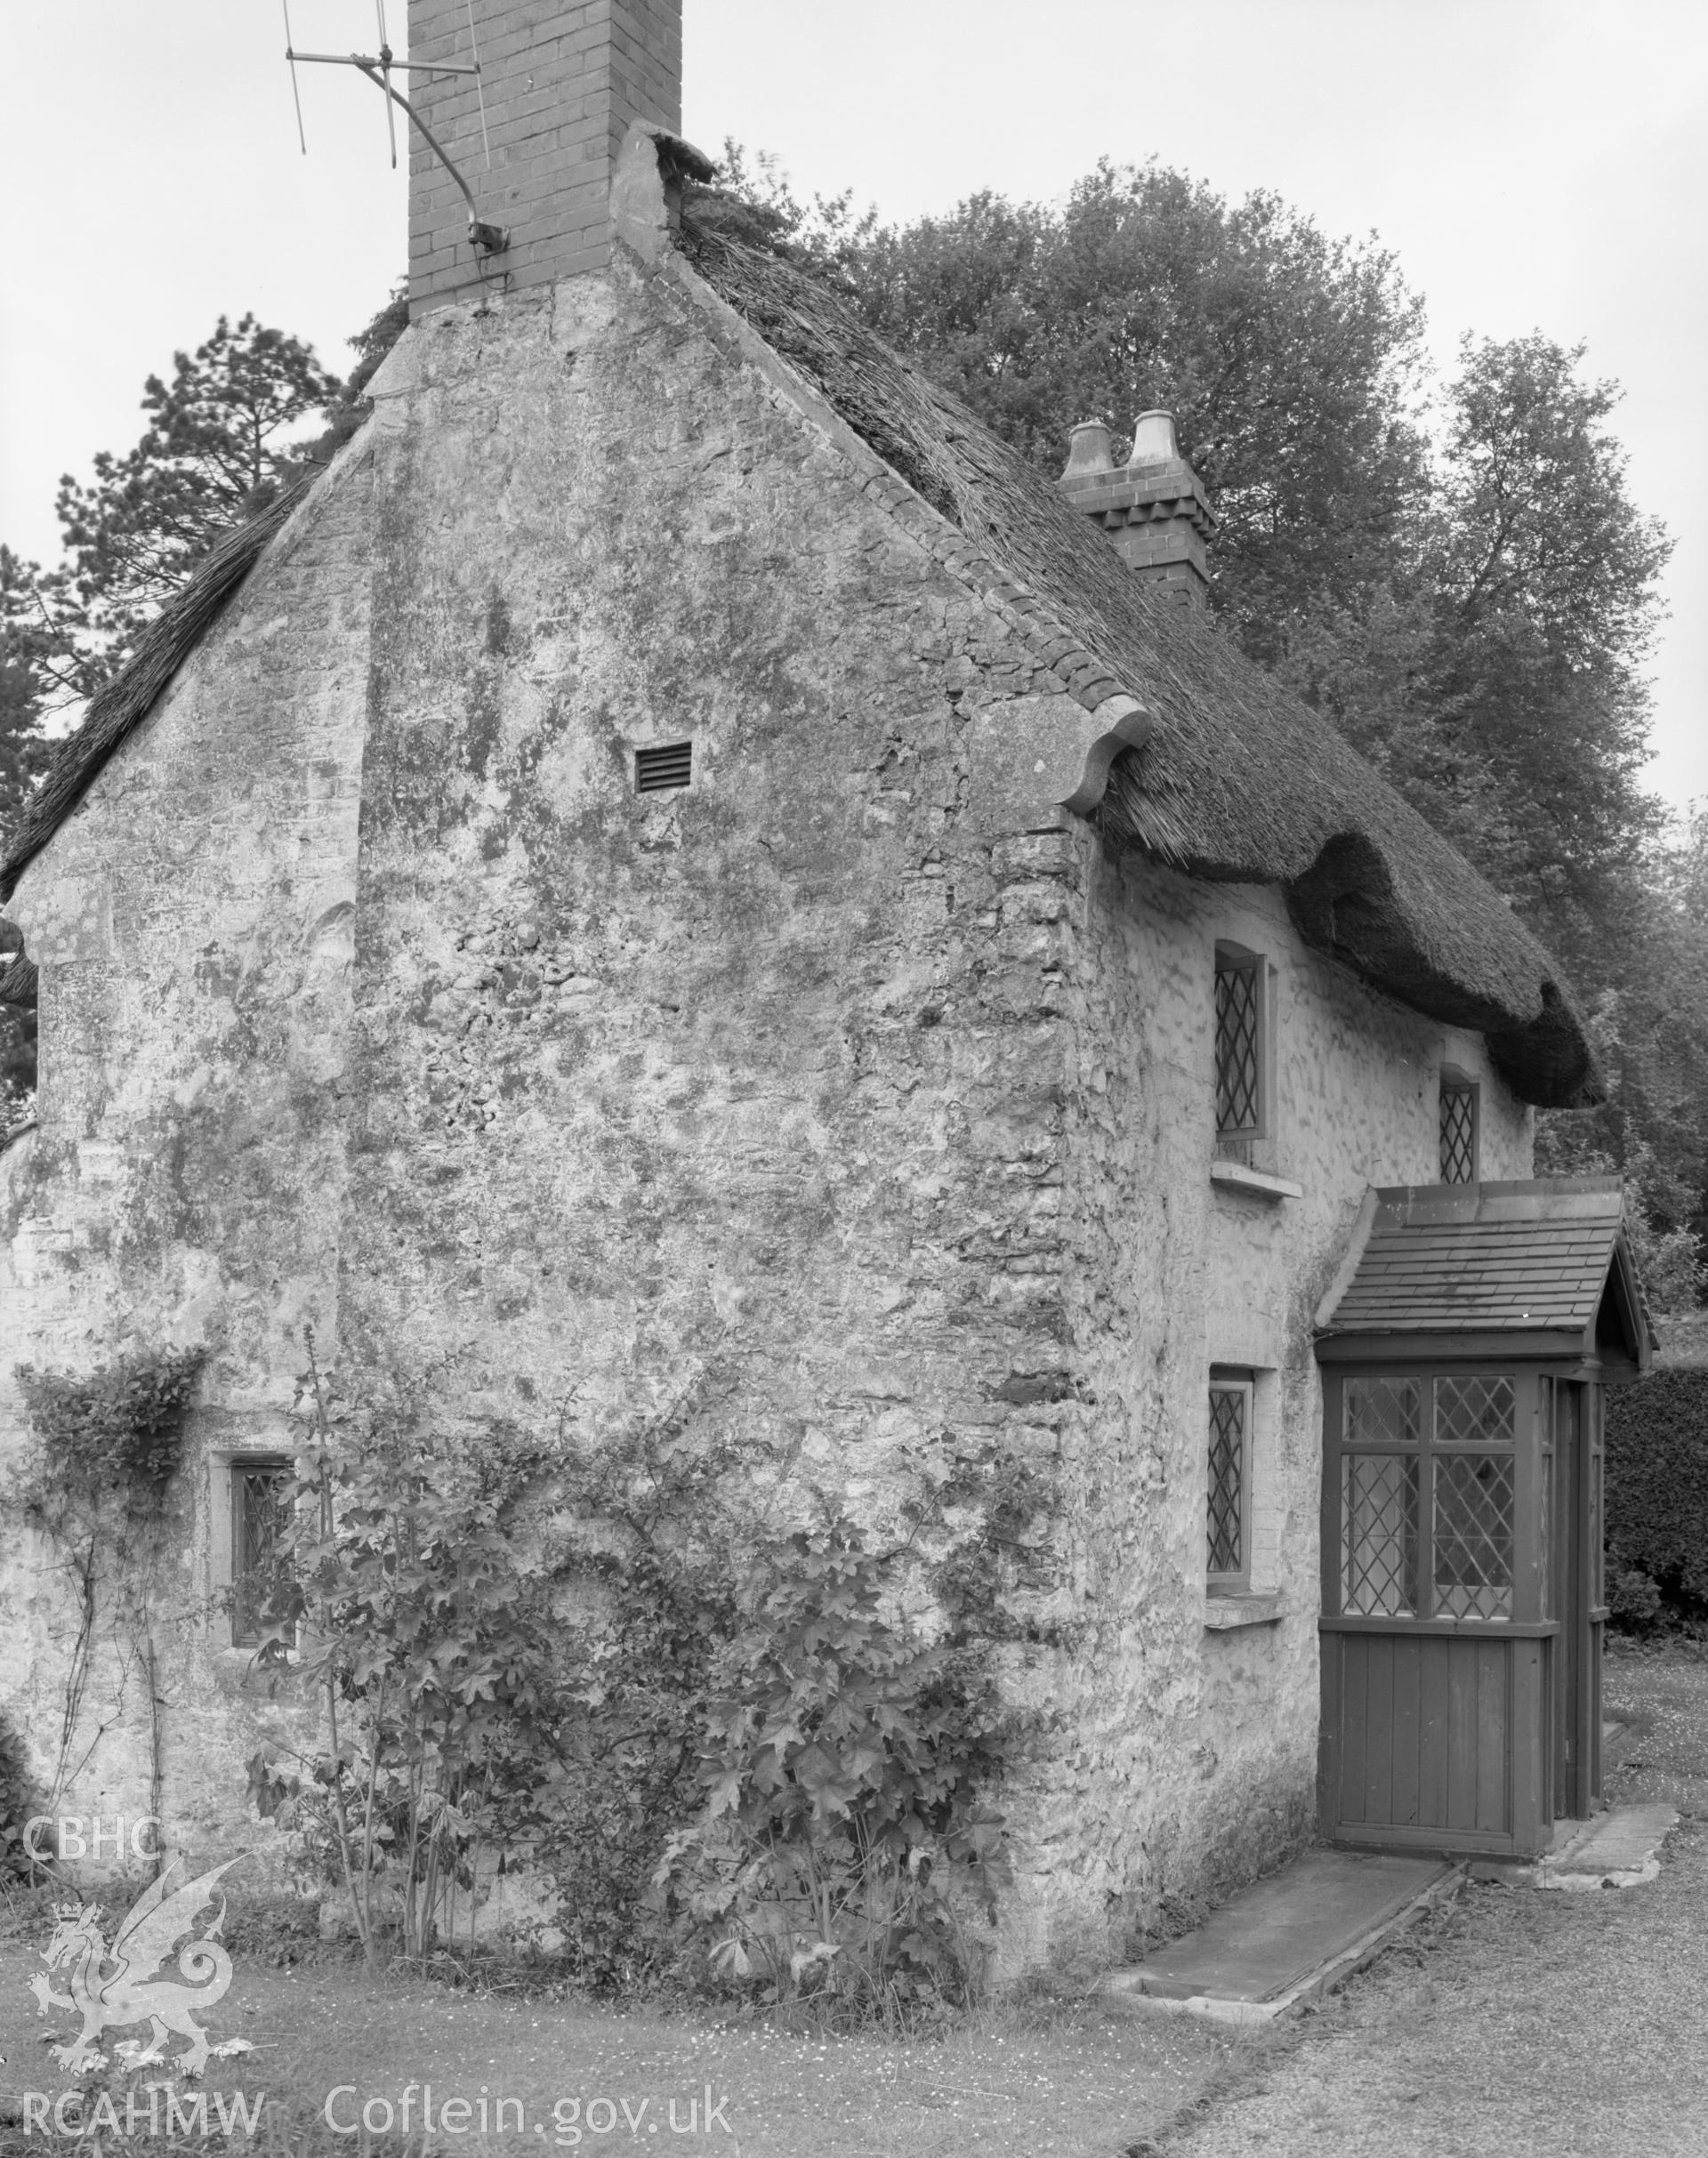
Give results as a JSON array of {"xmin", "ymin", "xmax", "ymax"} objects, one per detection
[{"xmin": 29, "ymin": 1857, "xmax": 243, "ymax": 2078}]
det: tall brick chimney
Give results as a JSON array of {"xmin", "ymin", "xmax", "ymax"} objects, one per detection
[
  {"xmin": 408, "ymin": 0, "xmax": 682, "ymax": 314},
  {"xmin": 1058, "ymin": 411, "xmax": 1216, "ymax": 608}
]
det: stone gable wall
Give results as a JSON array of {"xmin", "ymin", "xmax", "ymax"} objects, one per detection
[
  {"xmin": 337, "ymin": 253, "xmax": 1086, "ymax": 1598},
  {"xmin": 0, "ymin": 238, "xmax": 1535, "ymax": 1970}
]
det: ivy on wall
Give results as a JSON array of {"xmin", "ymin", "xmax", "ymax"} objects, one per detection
[
  {"xmin": 251, "ymin": 1341, "xmax": 1068, "ymax": 2019},
  {"xmin": 8, "ymin": 1349, "xmax": 204, "ymax": 1845}
]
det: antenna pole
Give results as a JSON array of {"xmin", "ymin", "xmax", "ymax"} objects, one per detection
[
  {"xmin": 349, "ymin": 58, "xmax": 504, "ymax": 250},
  {"xmin": 279, "ymin": 26, "xmax": 509, "ymax": 255},
  {"xmin": 465, "ymin": 0, "xmax": 492, "ymax": 169},
  {"xmin": 282, "ymin": 0, "xmax": 307, "ymax": 153},
  {"xmin": 376, "ymin": 0, "xmax": 399, "ymax": 169}
]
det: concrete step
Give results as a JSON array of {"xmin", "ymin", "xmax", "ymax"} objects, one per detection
[
  {"xmin": 1102, "ymin": 1848, "xmax": 1462, "ymax": 2026},
  {"xmin": 1469, "ymin": 1801, "xmax": 1680, "ymax": 1891}
]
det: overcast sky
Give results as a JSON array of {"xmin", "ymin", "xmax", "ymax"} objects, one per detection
[{"xmin": 3, "ymin": 1, "xmax": 1702, "ymax": 809}]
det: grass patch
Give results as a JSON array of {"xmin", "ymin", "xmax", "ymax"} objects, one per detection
[{"xmin": 0, "ymin": 1937, "xmax": 1223, "ymax": 2156}]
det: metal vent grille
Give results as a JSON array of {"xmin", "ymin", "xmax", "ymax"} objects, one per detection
[
  {"xmin": 1439, "ymin": 1081, "xmax": 1477, "ymax": 1183},
  {"xmin": 635, "ymin": 741, "xmax": 693, "ymax": 793},
  {"xmin": 1215, "ymin": 958, "xmax": 1261, "ymax": 1134},
  {"xmin": 1207, "ymin": 1386, "xmax": 1245, "ymax": 1574}
]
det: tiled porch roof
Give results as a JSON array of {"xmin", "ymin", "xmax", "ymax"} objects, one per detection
[{"xmin": 1322, "ymin": 1179, "xmax": 1645, "ymax": 1341}]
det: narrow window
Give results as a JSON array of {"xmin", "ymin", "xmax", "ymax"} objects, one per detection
[
  {"xmin": 1431, "ymin": 1375, "xmax": 1515, "ymax": 1620},
  {"xmin": 1214, "ymin": 946, "xmax": 1266, "ymax": 1163},
  {"xmin": 1439, "ymin": 1074, "xmax": 1478, "ymax": 1183},
  {"xmin": 1207, "ymin": 1379, "xmax": 1253, "ymax": 1586},
  {"xmin": 634, "ymin": 740, "xmax": 693, "ymax": 793},
  {"xmin": 1341, "ymin": 1376, "xmax": 1422, "ymax": 1617},
  {"xmin": 230, "ymin": 1460, "xmax": 294, "ymax": 1648}
]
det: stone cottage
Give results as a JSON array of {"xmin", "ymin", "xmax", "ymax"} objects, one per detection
[{"xmin": 0, "ymin": 0, "xmax": 1650, "ymax": 1964}]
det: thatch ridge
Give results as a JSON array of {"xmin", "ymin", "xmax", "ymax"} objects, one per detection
[
  {"xmin": 675, "ymin": 209, "xmax": 1599, "ymax": 1109},
  {"xmin": 0, "ymin": 479, "xmax": 313, "ymax": 906}
]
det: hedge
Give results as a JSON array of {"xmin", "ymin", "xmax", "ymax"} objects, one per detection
[{"xmin": 1605, "ymin": 1368, "xmax": 1708, "ymax": 1606}]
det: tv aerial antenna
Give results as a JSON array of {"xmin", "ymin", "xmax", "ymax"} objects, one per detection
[{"xmin": 284, "ymin": 0, "xmax": 508, "ymax": 256}]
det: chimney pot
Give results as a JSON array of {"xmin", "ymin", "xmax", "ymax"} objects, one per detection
[
  {"xmin": 1127, "ymin": 410, "xmax": 1184, "ymax": 470},
  {"xmin": 1061, "ymin": 421, "xmax": 1116, "ymax": 482}
]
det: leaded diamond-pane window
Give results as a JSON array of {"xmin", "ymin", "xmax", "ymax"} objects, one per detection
[
  {"xmin": 1433, "ymin": 1453, "xmax": 1515, "ymax": 1618},
  {"xmin": 1439, "ymin": 1080, "xmax": 1478, "ymax": 1183},
  {"xmin": 1214, "ymin": 956, "xmax": 1262, "ymax": 1136},
  {"xmin": 1435, "ymin": 1375, "xmax": 1514, "ymax": 1449},
  {"xmin": 1207, "ymin": 1385, "xmax": 1246, "ymax": 1576},
  {"xmin": 1343, "ymin": 1375, "xmax": 1424, "ymax": 1449},
  {"xmin": 231, "ymin": 1461, "xmax": 294, "ymax": 1648},
  {"xmin": 1342, "ymin": 1453, "xmax": 1420, "ymax": 1616}
]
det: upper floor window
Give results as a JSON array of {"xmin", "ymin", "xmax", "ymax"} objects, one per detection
[
  {"xmin": 1214, "ymin": 944, "xmax": 1269, "ymax": 1162},
  {"xmin": 1439, "ymin": 1074, "xmax": 1478, "ymax": 1184}
]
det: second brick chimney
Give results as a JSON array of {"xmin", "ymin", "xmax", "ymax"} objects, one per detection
[
  {"xmin": 408, "ymin": 0, "xmax": 683, "ymax": 315},
  {"xmin": 1059, "ymin": 412, "xmax": 1216, "ymax": 608}
]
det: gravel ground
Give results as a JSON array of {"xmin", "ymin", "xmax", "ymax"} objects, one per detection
[{"xmin": 1162, "ymin": 1643, "xmax": 1708, "ymax": 2158}]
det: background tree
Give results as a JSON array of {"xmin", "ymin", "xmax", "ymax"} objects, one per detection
[
  {"xmin": 43, "ymin": 314, "xmax": 340, "ymax": 698},
  {"xmin": 0, "ymin": 547, "xmax": 53, "ymax": 827}
]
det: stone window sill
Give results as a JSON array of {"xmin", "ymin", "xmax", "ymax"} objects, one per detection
[
  {"xmin": 1204, "ymin": 1590, "xmax": 1285, "ymax": 1631},
  {"xmin": 1210, "ymin": 1161, "xmax": 1302, "ymax": 1202}
]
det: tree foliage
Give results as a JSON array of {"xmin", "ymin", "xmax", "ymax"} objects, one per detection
[
  {"xmin": 1606, "ymin": 1366, "xmax": 1708, "ymax": 1619},
  {"xmin": 0, "ymin": 546, "xmax": 54, "ymax": 826},
  {"xmin": 42, "ymin": 314, "xmax": 340, "ymax": 696}
]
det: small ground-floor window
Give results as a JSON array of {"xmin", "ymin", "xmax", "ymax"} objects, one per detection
[
  {"xmin": 1207, "ymin": 1376, "xmax": 1253, "ymax": 1587},
  {"xmin": 230, "ymin": 1458, "xmax": 294, "ymax": 1647}
]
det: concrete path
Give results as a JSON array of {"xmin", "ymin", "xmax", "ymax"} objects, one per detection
[
  {"xmin": 1156, "ymin": 1647, "xmax": 1708, "ymax": 2158},
  {"xmin": 1107, "ymin": 1850, "xmax": 1454, "ymax": 2022}
]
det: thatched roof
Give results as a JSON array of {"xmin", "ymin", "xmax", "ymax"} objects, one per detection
[
  {"xmin": 0, "ymin": 480, "xmax": 311, "ymax": 908},
  {"xmin": 675, "ymin": 206, "xmax": 1600, "ymax": 1109}
]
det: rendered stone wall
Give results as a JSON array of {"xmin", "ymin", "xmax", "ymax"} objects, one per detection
[
  {"xmin": 334, "ymin": 254, "xmax": 1082, "ymax": 1595},
  {"xmin": 0, "ymin": 229, "xmax": 1536, "ymax": 1968},
  {"xmin": 0, "ymin": 253, "xmax": 1086, "ymax": 1876},
  {"xmin": 0, "ymin": 447, "xmax": 376, "ymax": 1855},
  {"xmin": 1005, "ymin": 848, "xmax": 1532, "ymax": 1967}
]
